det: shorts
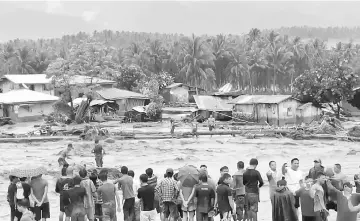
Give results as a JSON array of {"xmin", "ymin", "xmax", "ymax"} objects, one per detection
[
  {"xmin": 85, "ymin": 206, "xmax": 95, "ymax": 220},
  {"xmin": 102, "ymin": 202, "xmax": 116, "ymax": 221},
  {"xmin": 181, "ymin": 197, "xmax": 196, "ymax": 212},
  {"xmin": 170, "ymin": 127, "xmax": 175, "ymax": 134},
  {"xmin": 95, "ymin": 155, "xmax": 103, "ymax": 167},
  {"xmin": 294, "ymin": 196, "xmax": 300, "ymax": 209},
  {"xmin": 326, "ymin": 201, "xmax": 337, "ymax": 211},
  {"xmin": 154, "ymin": 198, "xmax": 162, "ymax": 214},
  {"xmin": 177, "ymin": 204, "xmax": 183, "ymax": 218},
  {"xmin": 71, "ymin": 206, "xmax": 86, "ymax": 221},
  {"xmin": 235, "ymin": 195, "xmax": 245, "ymax": 219},
  {"xmin": 245, "ymin": 193, "xmax": 259, "ymax": 213},
  {"xmin": 58, "ymin": 157, "xmax": 68, "ymax": 166},
  {"xmin": 10, "ymin": 204, "xmax": 22, "ymax": 221},
  {"xmin": 163, "ymin": 201, "xmax": 178, "ymax": 219},
  {"xmin": 209, "ymin": 125, "xmax": 214, "ymax": 131},
  {"xmin": 302, "ymin": 216, "xmax": 317, "ymax": 221},
  {"xmin": 140, "ymin": 210, "xmax": 156, "ymax": 221},
  {"xmin": 33, "ymin": 202, "xmax": 50, "ymax": 220}
]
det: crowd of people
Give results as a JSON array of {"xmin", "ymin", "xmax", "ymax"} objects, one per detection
[{"xmin": 7, "ymin": 140, "xmax": 360, "ymax": 221}]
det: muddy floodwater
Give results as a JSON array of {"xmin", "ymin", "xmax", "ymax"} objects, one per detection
[{"xmin": 0, "ymin": 131, "xmax": 359, "ymax": 221}]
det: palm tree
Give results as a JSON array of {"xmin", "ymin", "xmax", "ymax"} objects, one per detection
[
  {"xmin": 247, "ymin": 28, "xmax": 261, "ymax": 46},
  {"xmin": 225, "ymin": 49, "xmax": 248, "ymax": 90},
  {"xmin": 211, "ymin": 34, "xmax": 231, "ymax": 86},
  {"xmin": 15, "ymin": 46, "xmax": 37, "ymax": 74},
  {"xmin": 123, "ymin": 42, "xmax": 150, "ymax": 72},
  {"xmin": 265, "ymin": 43, "xmax": 294, "ymax": 94},
  {"xmin": 180, "ymin": 34, "xmax": 216, "ymax": 93},
  {"xmin": 0, "ymin": 44, "xmax": 18, "ymax": 74}
]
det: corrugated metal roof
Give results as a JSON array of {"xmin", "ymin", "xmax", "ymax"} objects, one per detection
[
  {"xmin": 166, "ymin": 83, "xmax": 184, "ymax": 89},
  {"xmin": 193, "ymin": 95, "xmax": 233, "ymax": 111},
  {"xmin": 230, "ymin": 95, "xmax": 293, "ymax": 104},
  {"xmin": 96, "ymin": 88, "xmax": 148, "ymax": 100},
  {"xmin": 69, "ymin": 75, "xmax": 115, "ymax": 85},
  {"xmin": 4, "ymin": 74, "xmax": 52, "ymax": 84},
  {"xmin": 0, "ymin": 89, "xmax": 59, "ymax": 104},
  {"xmin": 218, "ymin": 83, "xmax": 232, "ymax": 93}
]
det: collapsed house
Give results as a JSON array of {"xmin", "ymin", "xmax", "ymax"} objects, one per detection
[
  {"xmin": 94, "ymin": 88, "xmax": 150, "ymax": 116},
  {"xmin": 0, "ymin": 89, "xmax": 59, "ymax": 122},
  {"xmin": 193, "ymin": 95, "xmax": 233, "ymax": 121}
]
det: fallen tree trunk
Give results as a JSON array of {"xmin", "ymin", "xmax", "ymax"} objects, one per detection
[{"xmin": 0, "ymin": 136, "xmax": 79, "ymax": 143}]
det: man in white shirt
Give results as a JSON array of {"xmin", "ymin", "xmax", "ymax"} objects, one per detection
[{"xmin": 282, "ymin": 158, "xmax": 303, "ymax": 211}]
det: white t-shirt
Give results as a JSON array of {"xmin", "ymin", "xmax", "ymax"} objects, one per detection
[{"xmin": 285, "ymin": 168, "xmax": 303, "ymax": 194}]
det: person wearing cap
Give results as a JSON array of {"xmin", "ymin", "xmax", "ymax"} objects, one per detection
[
  {"xmin": 271, "ymin": 177, "xmax": 298, "ymax": 221},
  {"xmin": 243, "ymin": 158, "xmax": 264, "ymax": 221},
  {"xmin": 325, "ymin": 180, "xmax": 360, "ymax": 221},
  {"xmin": 155, "ymin": 168, "xmax": 179, "ymax": 221},
  {"xmin": 58, "ymin": 144, "xmax": 73, "ymax": 167},
  {"xmin": 310, "ymin": 172, "xmax": 328, "ymax": 221},
  {"xmin": 354, "ymin": 168, "xmax": 360, "ymax": 194},
  {"xmin": 308, "ymin": 159, "xmax": 325, "ymax": 180}
]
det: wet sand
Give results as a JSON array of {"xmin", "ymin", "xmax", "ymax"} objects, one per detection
[{"xmin": 1, "ymin": 134, "xmax": 359, "ymax": 221}]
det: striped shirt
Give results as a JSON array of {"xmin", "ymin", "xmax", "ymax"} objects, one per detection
[{"xmin": 155, "ymin": 178, "xmax": 179, "ymax": 202}]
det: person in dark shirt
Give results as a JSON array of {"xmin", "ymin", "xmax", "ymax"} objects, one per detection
[
  {"xmin": 195, "ymin": 173, "xmax": 215, "ymax": 221},
  {"xmin": 137, "ymin": 174, "xmax": 156, "ymax": 221},
  {"xmin": 216, "ymin": 173, "xmax": 235, "ymax": 220},
  {"xmin": 8, "ymin": 175, "xmax": 19, "ymax": 221},
  {"xmin": 63, "ymin": 176, "xmax": 87, "ymax": 221},
  {"xmin": 296, "ymin": 176, "xmax": 316, "ymax": 221},
  {"xmin": 56, "ymin": 167, "xmax": 73, "ymax": 221},
  {"xmin": 15, "ymin": 177, "xmax": 32, "ymax": 221},
  {"xmin": 243, "ymin": 158, "xmax": 264, "ymax": 221},
  {"xmin": 92, "ymin": 139, "xmax": 105, "ymax": 167}
]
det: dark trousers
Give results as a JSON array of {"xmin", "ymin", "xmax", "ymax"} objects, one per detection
[
  {"xmin": 302, "ymin": 216, "xmax": 316, "ymax": 221},
  {"xmin": 10, "ymin": 205, "xmax": 22, "ymax": 221},
  {"xmin": 123, "ymin": 198, "xmax": 135, "ymax": 221}
]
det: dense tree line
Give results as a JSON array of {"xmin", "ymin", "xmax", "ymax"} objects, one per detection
[{"xmin": 1, "ymin": 27, "xmax": 360, "ymax": 98}]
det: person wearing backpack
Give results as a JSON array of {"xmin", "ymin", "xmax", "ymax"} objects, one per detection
[{"xmin": 17, "ymin": 198, "xmax": 35, "ymax": 221}]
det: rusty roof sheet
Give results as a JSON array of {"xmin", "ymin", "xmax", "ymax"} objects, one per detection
[
  {"xmin": 229, "ymin": 95, "xmax": 293, "ymax": 104},
  {"xmin": 193, "ymin": 95, "xmax": 233, "ymax": 111}
]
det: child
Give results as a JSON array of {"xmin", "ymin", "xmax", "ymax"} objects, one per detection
[
  {"xmin": 216, "ymin": 173, "xmax": 235, "ymax": 221},
  {"xmin": 16, "ymin": 199, "xmax": 35, "ymax": 221},
  {"xmin": 58, "ymin": 144, "xmax": 73, "ymax": 167}
]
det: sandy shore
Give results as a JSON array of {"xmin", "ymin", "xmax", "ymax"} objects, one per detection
[{"xmin": 1, "ymin": 131, "xmax": 360, "ymax": 221}]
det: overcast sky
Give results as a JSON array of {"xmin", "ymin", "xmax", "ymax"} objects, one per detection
[{"xmin": 1, "ymin": 1, "xmax": 360, "ymax": 41}]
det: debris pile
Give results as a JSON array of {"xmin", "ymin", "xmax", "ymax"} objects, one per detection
[{"xmin": 347, "ymin": 126, "xmax": 360, "ymax": 137}]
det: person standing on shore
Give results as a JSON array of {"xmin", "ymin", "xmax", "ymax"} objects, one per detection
[
  {"xmin": 16, "ymin": 199, "xmax": 35, "ymax": 221},
  {"xmin": 271, "ymin": 178, "xmax": 298, "ymax": 221},
  {"xmin": 98, "ymin": 170, "xmax": 122, "ymax": 221},
  {"xmin": 295, "ymin": 176, "xmax": 317, "ymax": 221},
  {"xmin": 267, "ymin": 161, "xmax": 283, "ymax": 198},
  {"xmin": 232, "ymin": 161, "xmax": 246, "ymax": 221},
  {"xmin": 310, "ymin": 172, "xmax": 329, "ymax": 221},
  {"xmin": 243, "ymin": 158, "xmax": 264, "ymax": 221},
  {"xmin": 194, "ymin": 173, "xmax": 215, "ymax": 221},
  {"xmin": 155, "ymin": 168, "xmax": 179, "ymax": 221},
  {"xmin": 55, "ymin": 167, "xmax": 73, "ymax": 221},
  {"xmin": 79, "ymin": 168, "xmax": 97, "ymax": 221},
  {"xmin": 326, "ymin": 180, "xmax": 360, "ymax": 221},
  {"xmin": 137, "ymin": 174, "xmax": 156, "ymax": 221},
  {"xmin": 30, "ymin": 174, "xmax": 50, "ymax": 221},
  {"xmin": 282, "ymin": 158, "xmax": 303, "ymax": 213},
  {"xmin": 114, "ymin": 166, "xmax": 136, "ymax": 221},
  {"xmin": 63, "ymin": 176, "xmax": 87, "ymax": 221},
  {"xmin": 91, "ymin": 140, "xmax": 105, "ymax": 168},
  {"xmin": 8, "ymin": 176, "xmax": 19, "ymax": 221},
  {"xmin": 216, "ymin": 173, "xmax": 235, "ymax": 221},
  {"xmin": 355, "ymin": 168, "xmax": 360, "ymax": 193}
]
